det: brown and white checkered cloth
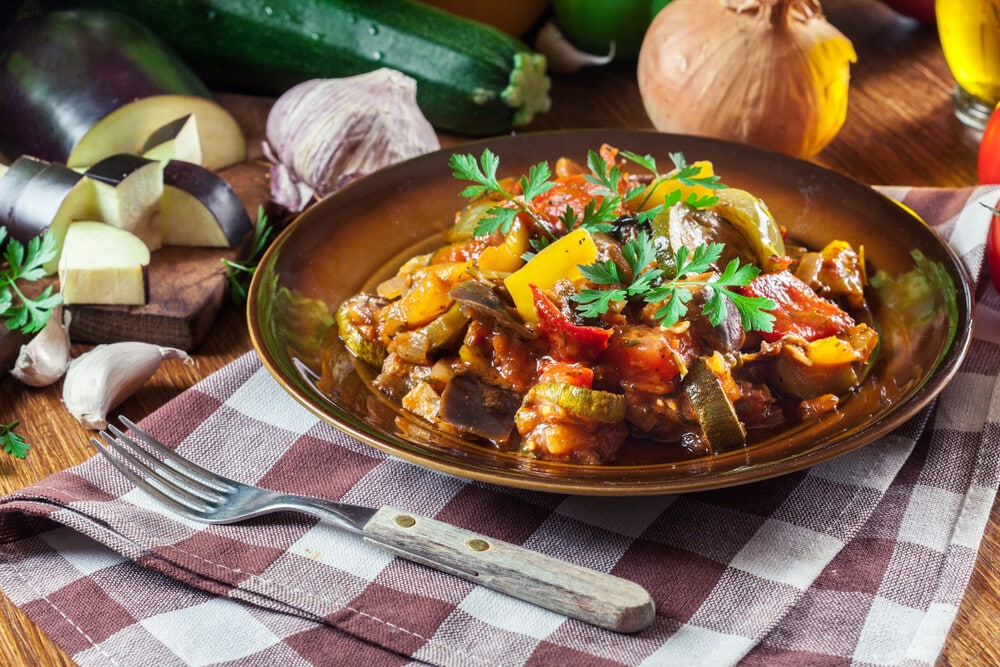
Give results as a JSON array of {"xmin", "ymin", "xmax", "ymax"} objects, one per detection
[{"xmin": 1, "ymin": 186, "xmax": 998, "ymax": 667}]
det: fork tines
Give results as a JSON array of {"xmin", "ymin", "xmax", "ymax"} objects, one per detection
[{"xmin": 91, "ymin": 418, "xmax": 229, "ymax": 515}]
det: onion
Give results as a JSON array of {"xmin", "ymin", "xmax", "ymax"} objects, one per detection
[
  {"xmin": 637, "ymin": 0, "xmax": 857, "ymax": 159},
  {"xmin": 264, "ymin": 68, "xmax": 440, "ymax": 212}
]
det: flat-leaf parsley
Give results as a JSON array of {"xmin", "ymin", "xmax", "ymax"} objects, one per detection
[
  {"xmin": 575, "ymin": 233, "xmax": 776, "ymax": 332},
  {"xmin": 0, "ymin": 227, "xmax": 62, "ymax": 334}
]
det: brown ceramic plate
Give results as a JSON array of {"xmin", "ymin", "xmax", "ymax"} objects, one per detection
[{"xmin": 247, "ymin": 130, "xmax": 973, "ymax": 495}]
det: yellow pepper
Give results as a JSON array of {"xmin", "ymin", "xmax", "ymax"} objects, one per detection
[
  {"xmin": 477, "ymin": 217, "xmax": 529, "ymax": 273},
  {"xmin": 637, "ymin": 160, "xmax": 716, "ymax": 211},
  {"xmin": 380, "ymin": 261, "xmax": 470, "ymax": 339},
  {"xmin": 504, "ymin": 227, "xmax": 597, "ymax": 322}
]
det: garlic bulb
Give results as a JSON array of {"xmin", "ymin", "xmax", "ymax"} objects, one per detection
[
  {"xmin": 637, "ymin": 0, "xmax": 857, "ymax": 159},
  {"xmin": 264, "ymin": 68, "xmax": 441, "ymax": 212},
  {"xmin": 62, "ymin": 342, "xmax": 191, "ymax": 430},
  {"xmin": 10, "ymin": 306, "xmax": 71, "ymax": 387}
]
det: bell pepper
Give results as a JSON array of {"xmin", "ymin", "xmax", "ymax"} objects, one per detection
[
  {"xmin": 712, "ymin": 187, "xmax": 788, "ymax": 271},
  {"xmin": 504, "ymin": 227, "xmax": 597, "ymax": 322},
  {"xmin": 636, "ymin": 160, "xmax": 717, "ymax": 212},
  {"xmin": 531, "ymin": 284, "xmax": 612, "ymax": 361},
  {"xmin": 739, "ymin": 270, "xmax": 855, "ymax": 343},
  {"xmin": 477, "ymin": 216, "xmax": 529, "ymax": 272},
  {"xmin": 379, "ymin": 261, "xmax": 470, "ymax": 339}
]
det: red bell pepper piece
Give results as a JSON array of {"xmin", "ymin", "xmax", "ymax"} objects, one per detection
[
  {"xmin": 739, "ymin": 270, "xmax": 855, "ymax": 343},
  {"xmin": 530, "ymin": 284, "xmax": 612, "ymax": 362}
]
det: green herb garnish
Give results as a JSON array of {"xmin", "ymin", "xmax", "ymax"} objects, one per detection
[
  {"xmin": 575, "ymin": 233, "xmax": 776, "ymax": 332},
  {"xmin": 448, "ymin": 148, "xmax": 724, "ymax": 246},
  {"xmin": 0, "ymin": 227, "xmax": 62, "ymax": 334},
  {"xmin": 0, "ymin": 421, "xmax": 29, "ymax": 460},
  {"xmin": 450, "ymin": 147, "xmax": 772, "ymax": 331},
  {"xmin": 222, "ymin": 206, "xmax": 275, "ymax": 305}
]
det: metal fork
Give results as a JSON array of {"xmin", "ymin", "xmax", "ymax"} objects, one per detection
[{"xmin": 91, "ymin": 417, "xmax": 655, "ymax": 633}]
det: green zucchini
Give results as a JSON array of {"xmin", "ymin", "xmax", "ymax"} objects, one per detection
[
  {"xmin": 683, "ymin": 354, "xmax": 747, "ymax": 454},
  {"xmin": 55, "ymin": 0, "xmax": 553, "ymax": 136}
]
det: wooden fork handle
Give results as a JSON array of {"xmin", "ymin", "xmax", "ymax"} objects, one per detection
[{"xmin": 361, "ymin": 505, "xmax": 655, "ymax": 633}]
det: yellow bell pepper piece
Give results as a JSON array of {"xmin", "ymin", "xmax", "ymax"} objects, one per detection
[
  {"xmin": 637, "ymin": 160, "xmax": 716, "ymax": 211},
  {"xmin": 477, "ymin": 217, "xmax": 529, "ymax": 272},
  {"xmin": 805, "ymin": 335, "xmax": 864, "ymax": 366},
  {"xmin": 380, "ymin": 261, "xmax": 470, "ymax": 339},
  {"xmin": 504, "ymin": 227, "xmax": 597, "ymax": 322}
]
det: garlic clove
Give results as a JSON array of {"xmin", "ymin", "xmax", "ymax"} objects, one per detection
[
  {"xmin": 61, "ymin": 341, "xmax": 191, "ymax": 430},
  {"xmin": 534, "ymin": 20, "xmax": 615, "ymax": 75},
  {"xmin": 263, "ymin": 68, "xmax": 441, "ymax": 212},
  {"xmin": 10, "ymin": 305, "xmax": 72, "ymax": 387}
]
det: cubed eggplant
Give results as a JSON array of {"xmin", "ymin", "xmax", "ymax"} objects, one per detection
[
  {"xmin": 85, "ymin": 154, "xmax": 165, "ymax": 250},
  {"xmin": 2, "ymin": 161, "xmax": 98, "ymax": 275}
]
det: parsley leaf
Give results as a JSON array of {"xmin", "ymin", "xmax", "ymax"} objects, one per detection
[
  {"xmin": 449, "ymin": 150, "xmax": 555, "ymax": 237},
  {"xmin": 0, "ymin": 228, "xmax": 62, "ymax": 334},
  {"xmin": 0, "ymin": 421, "xmax": 29, "ymax": 459},
  {"xmin": 574, "ymin": 236, "xmax": 775, "ymax": 332}
]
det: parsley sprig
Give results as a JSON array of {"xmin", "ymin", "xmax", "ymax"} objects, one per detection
[
  {"xmin": 0, "ymin": 421, "xmax": 29, "ymax": 460},
  {"xmin": 0, "ymin": 227, "xmax": 62, "ymax": 334},
  {"xmin": 222, "ymin": 206, "xmax": 275, "ymax": 304},
  {"xmin": 449, "ymin": 147, "xmax": 773, "ymax": 332},
  {"xmin": 448, "ymin": 148, "xmax": 724, "ymax": 248},
  {"xmin": 575, "ymin": 232, "xmax": 776, "ymax": 332}
]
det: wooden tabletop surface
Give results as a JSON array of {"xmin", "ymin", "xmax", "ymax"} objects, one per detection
[{"xmin": 1, "ymin": 1, "xmax": 995, "ymax": 664}]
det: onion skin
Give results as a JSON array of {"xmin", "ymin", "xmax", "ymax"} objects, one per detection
[{"xmin": 637, "ymin": 0, "xmax": 857, "ymax": 159}]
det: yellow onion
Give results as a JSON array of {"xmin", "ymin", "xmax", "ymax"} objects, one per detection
[{"xmin": 637, "ymin": 0, "xmax": 857, "ymax": 158}]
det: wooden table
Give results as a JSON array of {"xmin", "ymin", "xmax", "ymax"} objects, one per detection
[{"xmin": 1, "ymin": 1, "xmax": 994, "ymax": 664}]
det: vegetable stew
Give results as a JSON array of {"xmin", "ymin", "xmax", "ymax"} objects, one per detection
[{"xmin": 332, "ymin": 145, "xmax": 878, "ymax": 465}]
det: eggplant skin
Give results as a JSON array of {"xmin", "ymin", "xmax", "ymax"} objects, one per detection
[{"xmin": 0, "ymin": 9, "xmax": 213, "ymax": 162}]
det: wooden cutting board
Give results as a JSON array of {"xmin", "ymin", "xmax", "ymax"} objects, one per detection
[
  {"xmin": 62, "ymin": 160, "xmax": 271, "ymax": 349},
  {"xmin": 0, "ymin": 94, "xmax": 276, "ymax": 376}
]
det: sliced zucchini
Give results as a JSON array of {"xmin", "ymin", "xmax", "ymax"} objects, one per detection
[
  {"xmin": 527, "ymin": 382, "xmax": 626, "ymax": 423},
  {"xmin": 336, "ymin": 298, "xmax": 388, "ymax": 367},
  {"xmin": 684, "ymin": 353, "xmax": 747, "ymax": 453}
]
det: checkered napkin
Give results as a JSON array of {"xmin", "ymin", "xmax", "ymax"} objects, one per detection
[{"xmin": 1, "ymin": 187, "xmax": 998, "ymax": 667}]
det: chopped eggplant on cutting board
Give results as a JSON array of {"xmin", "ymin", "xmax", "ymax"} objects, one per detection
[{"xmin": 59, "ymin": 221, "xmax": 150, "ymax": 306}]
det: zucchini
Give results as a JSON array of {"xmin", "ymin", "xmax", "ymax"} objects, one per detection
[
  {"xmin": 55, "ymin": 0, "xmax": 553, "ymax": 136},
  {"xmin": 683, "ymin": 353, "xmax": 747, "ymax": 453},
  {"xmin": 527, "ymin": 382, "xmax": 626, "ymax": 424}
]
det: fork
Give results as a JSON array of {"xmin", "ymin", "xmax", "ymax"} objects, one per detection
[{"xmin": 91, "ymin": 417, "xmax": 655, "ymax": 633}]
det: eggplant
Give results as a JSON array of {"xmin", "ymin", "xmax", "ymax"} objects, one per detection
[
  {"xmin": 0, "ymin": 9, "xmax": 245, "ymax": 169},
  {"xmin": 449, "ymin": 279, "xmax": 535, "ymax": 339},
  {"xmin": 140, "ymin": 114, "xmax": 203, "ymax": 165},
  {"xmin": 2, "ymin": 161, "xmax": 98, "ymax": 275},
  {"xmin": 439, "ymin": 374, "xmax": 522, "ymax": 442},
  {"xmin": 161, "ymin": 160, "xmax": 253, "ymax": 247},
  {"xmin": 58, "ymin": 221, "xmax": 150, "ymax": 305},
  {"xmin": 0, "ymin": 155, "xmax": 49, "ymax": 225},
  {"xmin": 86, "ymin": 153, "xmax": 164, "ymax": 250}
]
